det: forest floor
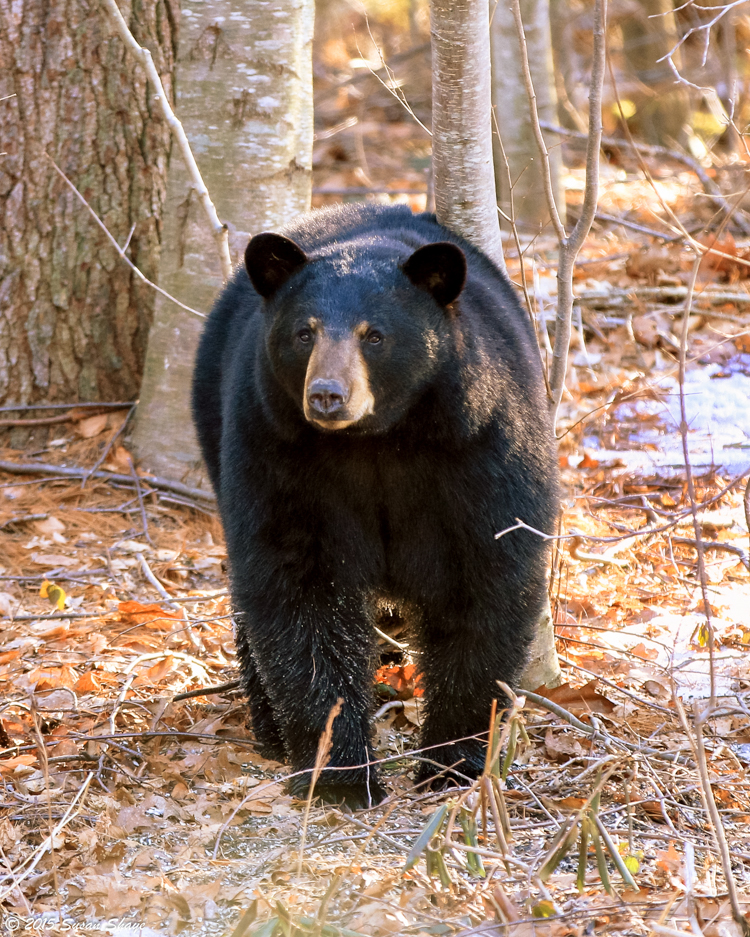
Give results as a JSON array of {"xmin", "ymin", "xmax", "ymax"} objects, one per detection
[{"xmin": 3, "ymin": 28, "xmax": 750, "ymax": 937}]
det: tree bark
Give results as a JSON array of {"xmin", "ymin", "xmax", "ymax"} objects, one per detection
[
  {"xmin": 429, "ymin": 0, "xmax": 560, "ymax": 689},
  {"xmin": 491, "ymin": 0, "xmax": 565, "ymax": 232},
  {"xmin": 429, "ymin": 0, "xmax": 506, "ymax": 273},
  {"xmin": 129, "ymin": 0, "xmax": 314, "ymax": 486},
  {"xmin": 0, "ymin": 0, "xmax": 177, "ymax": 428}
]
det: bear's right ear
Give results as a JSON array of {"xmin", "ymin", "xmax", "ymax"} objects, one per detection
[{"xmin": 245, "ymin": 233, "xmax": 308, "ymax": 299}]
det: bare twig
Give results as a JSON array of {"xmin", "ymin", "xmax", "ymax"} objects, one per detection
[
  {"xmin": 46, "ymin": 156, "xmax": 206, "ymax": 318},
  {"xmin": 0, "ymin": 773, "xmax": 94, "ymax": 901},
  {"xmin": 101, "ymin": 0, "xmax": 232, "ymax": 280},
  {"xmin": 172, "ymin": 680, "xmax": 240, "ymax": 702},
  {"xmin": 675, "ymin": 699, "xmax": 750, "ymax": 935}
]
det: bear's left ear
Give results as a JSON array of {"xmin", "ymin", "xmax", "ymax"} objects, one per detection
[
  {"xmin": 401, "ymin": 242, "xmax": 467, "ymax": 306},
  {"xmin": 245, "ymin": 233, "xmax": 308, "ymax": 299}
]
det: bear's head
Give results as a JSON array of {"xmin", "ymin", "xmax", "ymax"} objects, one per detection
[{"xmin": 244, "ymin": 232, "xmax": 467, "ymax": 434}]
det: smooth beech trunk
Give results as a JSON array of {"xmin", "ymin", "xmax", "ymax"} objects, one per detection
[
  {"xmin": 129, "ymin": 0, "xmax": 314, "ymax": 486},
  {"xmin": 429, "ymin": 0, "xmax": 506, "ymax": 274}
]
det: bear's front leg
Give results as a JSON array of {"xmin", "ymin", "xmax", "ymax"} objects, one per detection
[
  {"xmin": 415, "ymin": 598, "xmax": 537, "ymax": 788},
  {"xmin": 234, "ymin": 584, "xmax": 386, "ymax": 810}
]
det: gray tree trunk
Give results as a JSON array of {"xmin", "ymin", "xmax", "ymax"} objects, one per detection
[
  {"xmin": 491, "ymin": 0, "xmax": 565, "ymax": 233},
  {"xmin": 429, "ymin": 0, "xmax": 560, "ymax": 689},
  {"xmin": 429, "ymin": 0, "xmax": 506, "ymax": 274},
  {"xmin": 620, "ymin": 0, "xmax": 690, "ymax": 147},
  {"xmin": 129, "ymin": 0, "xmax": 314, "ymax": 486}
]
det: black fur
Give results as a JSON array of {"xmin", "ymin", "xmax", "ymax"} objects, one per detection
[{"xmin": 192, "ymin": 203, "xmax": 558, "ymax": 808}]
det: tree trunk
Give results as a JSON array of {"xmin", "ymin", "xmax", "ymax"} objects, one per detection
[
  {"xmin": 129, "ymin": 0, "xmax": 314, "ymax": 486},
  {"xmin": 0, "ymin": 0, "xmax": 177, "ymax": 432},
  {"xmin": 619, "ymin": 0, "xmax": 690, "ymax": 147},
  {"xmin": 491, "ymin": 0, "xmax": 565, "ymax": 233},
  {"xmin": 429, "ymin": 0, "xmax": 560, "ymax": 689},
  {"xmin": 429, "ymin": 0, "xmax": 506, "ymax": 273}
]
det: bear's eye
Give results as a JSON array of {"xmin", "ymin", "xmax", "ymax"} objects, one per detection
[
  {"xmin": 366, "ymin": 330, "xmax": 383, "ymax": 345},
  {"xmin": 297, "ymin": 328, "xmax": 313, "ymax": 344}
]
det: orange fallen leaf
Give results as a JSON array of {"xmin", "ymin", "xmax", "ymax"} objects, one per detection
[
  {"xmin": 534, "ymin": 680, "xmax": 615, "ymax": 715},
  {"xmin": 374, "ymin": 663, "xmax": 424, "ymax": 698},
  {"xmin": 0, "ymin": 754, "xmax": 37, "ymax": 774},
  {"xmin": 74, "ymin": 671, "xmax": 102, "ymax": 694},
  {"xmin": 133, "ymin": 655, "xmax": 176, "ymax": 686},
  {"xmin": 117, "ymin": 600, "xmax": 181, "ymax": 626},
  {"xmin": 656, "ymin": 841, "xmax": 682, "ymax": 873}
]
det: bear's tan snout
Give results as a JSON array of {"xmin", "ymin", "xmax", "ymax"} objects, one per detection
[{"xmin": 303, "ymin": 331, "xmax": 374, "ymax": 430}]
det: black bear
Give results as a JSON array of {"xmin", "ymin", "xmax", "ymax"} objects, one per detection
[{"xmin": 192, "ymin": 203, "xmax": 558, "ymax": 808}]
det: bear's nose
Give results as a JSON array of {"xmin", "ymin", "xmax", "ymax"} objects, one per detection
[{"xmin": 307, "ymin": 378, "xmax": 348, "ymax": 415}]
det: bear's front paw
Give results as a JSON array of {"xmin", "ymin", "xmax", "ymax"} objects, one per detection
[{"xmin": 288, "ymin": 771, "xmax": 386, "ymax": 810}]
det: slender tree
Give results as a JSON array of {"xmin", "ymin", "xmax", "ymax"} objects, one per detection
[
  {"xmin": 429, "ymin": 0, "xmax": 506, "ymax": 274},
  {"xmin": 129, "ymin": 0, "xmax": 315, "ymax": 485},
  {"xmin": 0, "ymin": 0, "xmax": 177, "ymax": 437},
  {"xmin": 620, "ymin": 0, "xmax": 690, "ymax": 147},
  {"xmin": 429, "ymin": 0, "xmax": 560, "ymax": 688}
]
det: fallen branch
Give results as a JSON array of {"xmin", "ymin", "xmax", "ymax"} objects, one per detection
[
  {"xmin": 0, "ymin": 401, "xmax": 134, "ymax": 414},
  {"xmin": 0, "ymin": 459, "xmax": 215, "ymax": 503},
  {"xmin": 577, "ymin": 283, "xmax": 750, "ymax": 310},
  {"xmin": 522, "ymin": 688, "xmax": 684, "ymax": 764},
  {"xmin": 672, "ymin": 536, "xmax": 750, "ymax": 572},
  {"xmin": 0, "ymin": 406, "xmax": 118, "ymax": 428},
  {"xmin": 540, "ymin": 120, "xmax": 750, "ymax": 235}
]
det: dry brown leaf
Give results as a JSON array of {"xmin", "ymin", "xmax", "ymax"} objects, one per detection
[
  {"xmin": 544, "ymin": 728, "xmax": 586, "ymax": 761},
  {"xmin": 535, "ymin": 680, "xmax": 615, "ymax": 715},
  {"xmin": 133, "ymin": 655, "xmax": 176, "ymax": 686},
  {"xmin": 76, "ymin": 413, "xmax": 109, "ymax": 438},
  {"xmin": 117, "ymin": 600, "xmax": 182, "ymax": 625},
  {"xmin": 101, "ymin": 444, "xmax": 133, "ymax": 474},
  {"xmin": 30, "ymin": 552, "xmax": 77, "ymax": 567},
  {"xmin": 74, "ymin": 671, "xmax": 102, "ymax": 694},
  {"xmin": 34, "ymin": 515, "xmax": 65, "ymax": 535},
  {"xmin": 0, "ymin": 754, "xmax": 37, "ymax": 774},
  {"xmin": 655, "ymin": 840, "xmax": 682, "ymax": 872}
]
